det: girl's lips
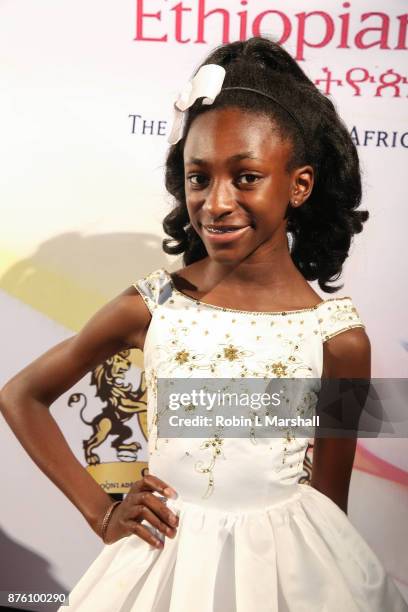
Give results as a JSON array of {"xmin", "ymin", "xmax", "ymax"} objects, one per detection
[{"xmin": 202, "ymin": 225, "xmax": 251, "ymax": 244}]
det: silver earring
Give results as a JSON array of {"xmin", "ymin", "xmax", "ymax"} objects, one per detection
[
  {"xmin": 286, "ymin": 231, "xmax": 294, "ymax": 253},
  {"xmin": 287, "ymin": 201, "xmax": 297, "ymax": 253}
]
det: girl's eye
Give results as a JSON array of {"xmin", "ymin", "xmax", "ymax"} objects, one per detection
[
  {"xmin": 239, "ymin": 174, "xmax": 260, "ymax": 185},
  {"xmin": 187, "ymin": 174, "xmax": 261, "ymax": 187},
  {"xmin": 187, "ymin": 174, "xmax": 207, "ymax": 186}
]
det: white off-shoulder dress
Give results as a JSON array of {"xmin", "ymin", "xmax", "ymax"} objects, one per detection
[{"xmin": 60, "ymin": 267, "xmax": 408, "ymax": 612}]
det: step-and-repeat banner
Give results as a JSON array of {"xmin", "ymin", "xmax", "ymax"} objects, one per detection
[{"xmin": 1, "ymin": 0, "xmax": 407, "ymax": 606}]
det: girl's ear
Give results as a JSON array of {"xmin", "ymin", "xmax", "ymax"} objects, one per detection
[{"xmin": 291, "ymin": 165, "xmax": 314, "ymax": 207}]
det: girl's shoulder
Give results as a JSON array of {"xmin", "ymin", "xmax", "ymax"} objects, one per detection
[
  {"xmin": 132, "ymin": 268, "xmax": 171, "ymax": 314},
  {"xmin": 315, "ymin": 296, "xmax": 366, "ymax": 343}
]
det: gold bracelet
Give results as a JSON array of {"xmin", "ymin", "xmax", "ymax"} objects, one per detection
[{"xmin": 101, "ymin": 500, "xmax": 121, "ymax": 544}]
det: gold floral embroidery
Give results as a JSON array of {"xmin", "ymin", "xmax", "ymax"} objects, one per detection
[
  {"xmin": 184, "ymin": 402, "xmax": 196, "ymax": 413},
  {"xmin": 223, "ymin": 345, "xmax": 239, "ymax": 361},
  {"xmin": 175, "ymin": 349, "xmax": 190, "ymax": 365},
  {"xmin": 194, "ymin": 432, "xmax": 225, "ymax": 499},
  {"xmin": 270, "ymin": 361, "xmax": 288, "ymax": 377}
]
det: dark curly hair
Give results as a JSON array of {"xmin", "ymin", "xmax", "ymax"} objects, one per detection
[{"xmin": 162, "ymin": 35, "xmax": 368, "ymax": 293}]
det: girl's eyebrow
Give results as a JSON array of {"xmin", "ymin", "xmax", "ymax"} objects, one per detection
[{"xmin": 185, "ymin": 151, "xmax": 262, "ymax": 166}]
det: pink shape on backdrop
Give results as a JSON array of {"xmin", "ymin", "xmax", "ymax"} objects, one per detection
[{"xmin": 354, "ymin": 441, "xmax": 408, "ymax": 487}]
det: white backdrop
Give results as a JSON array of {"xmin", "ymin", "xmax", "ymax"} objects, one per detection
[{"xmin": 1, "ymin": 1, "xmax": 407, "ymax": 609}]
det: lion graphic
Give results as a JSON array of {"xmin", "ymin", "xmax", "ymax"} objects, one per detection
[
  {"xmin": 298, "ymin": 441, "xmax": 313, "ymax": 484},
  {"xmin": 68, "ymin": 349, "xmax": 147, "ymax": 465}
]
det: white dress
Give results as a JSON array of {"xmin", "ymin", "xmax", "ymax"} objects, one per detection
[{"xmin": 60, "ymin": 267, "xmax": 408, "ymax": 612}]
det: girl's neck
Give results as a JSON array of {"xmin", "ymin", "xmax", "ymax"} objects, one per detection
[{"xmin": 173, "ymin": 253, "xmax": 322, "ymax": 311}]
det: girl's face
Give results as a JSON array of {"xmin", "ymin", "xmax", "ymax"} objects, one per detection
[{"xmin": 183, "ymin": 107, "xmax": 313, "ymax": 266}]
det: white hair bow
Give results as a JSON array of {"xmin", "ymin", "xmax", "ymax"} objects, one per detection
[{"xmin": 167, "ymin": 64, "xmax": 226, "ymax": 145}]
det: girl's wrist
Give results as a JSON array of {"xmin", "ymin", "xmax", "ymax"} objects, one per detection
[
  {"xmin": 100, "ymin": 500, "xmax": 122, "ymax": 543},
  {"xmin": 85, "ymin": 495, "xmax": 117, "ymax": 536}
]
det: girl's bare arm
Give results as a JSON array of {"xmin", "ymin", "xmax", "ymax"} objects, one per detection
[
  {"xmin": 311, "ymin": 327, "xmax": 371, "ymax": 514},
  {"xmin": 0, "ymin": 286, "xmax": 151, "ymax": 537}
]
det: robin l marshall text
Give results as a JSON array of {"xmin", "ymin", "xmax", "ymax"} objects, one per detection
[{"xmin": 167, "ymin": 415, "xmax": 319, "ymax": 428}]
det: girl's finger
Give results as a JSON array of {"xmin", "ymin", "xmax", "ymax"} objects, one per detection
[
  {"xmin": 128, "ymin": 520, "xmax": 165, "ymax": 548},
  {"xmin": 130, "ymin": 492, "xmax": 179, "ymax": 530},
  {"xmin": 133, "ymin": 505, "xmax": 177, "ymax": 539},
  {"xmin": 130, "ymin": 474, "xmax": 177, "ymax": 499}
]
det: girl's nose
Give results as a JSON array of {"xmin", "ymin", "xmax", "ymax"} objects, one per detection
[{"xmin": 202, "ymin": 180, "xmax": 236, "ymax": 218}]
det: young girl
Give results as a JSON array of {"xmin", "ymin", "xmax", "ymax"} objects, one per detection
[{"xmin": 1, "ymin": 36, "xmax": 406, "ymax": 612}]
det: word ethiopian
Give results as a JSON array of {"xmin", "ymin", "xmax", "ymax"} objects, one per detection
[
  {"xmin": 168, "ymin": 390, "xmax": 281, "ymax": 411},
  {"xmin": 134, "ymin": 1, "xmax": 408, "ymax": 61}
]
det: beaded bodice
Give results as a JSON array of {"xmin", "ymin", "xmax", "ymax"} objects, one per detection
[{"xmin": 133, "ymin": 267, "xmax": 366, "ymax": 511}]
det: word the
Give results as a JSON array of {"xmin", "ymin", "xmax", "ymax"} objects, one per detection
[{"xmin": 129, "ymin": 114, "xmax": 167, "ymax": 135}]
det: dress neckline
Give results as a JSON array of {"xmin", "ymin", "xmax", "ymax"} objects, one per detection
[{"xmin": 161, "ymin": 268, "xmax": 351, "ymax": 316}]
